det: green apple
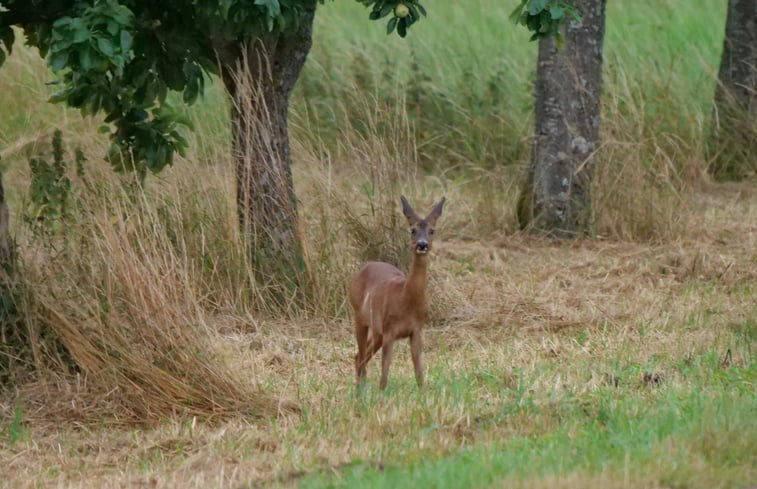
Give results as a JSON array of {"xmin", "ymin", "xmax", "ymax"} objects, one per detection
[{"xmin": 394, "ymin": 3, "xmax": 410, "ymax": 18}]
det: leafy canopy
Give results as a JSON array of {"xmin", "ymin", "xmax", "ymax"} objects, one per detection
[{"xmin": 0, "ymin": 0, "xmax": 571, "ymax": 178}]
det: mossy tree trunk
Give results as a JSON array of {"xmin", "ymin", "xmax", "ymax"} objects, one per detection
[
  {"xmin": 518, "ymin": 0, "xmax": 607, "ymax": 237},
  {"xmin": 710, "ymin": 0, "xmax": 757, "ymax": 180},
  {"xmin": 216, "ymin": 1, "xmax": 316, "ymax": 300}
]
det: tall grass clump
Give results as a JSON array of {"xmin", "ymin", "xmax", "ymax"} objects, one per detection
[
  {"xmin": 708, "ymin": 96, "xmax": 757, "ymax": 181},
  {"xmin": 589, "ymin": 0, "xmax": 727, "ymax": 240},
  {"xmin": 2, "ymin": 132, "xmax": 271, "ymax": 421},
  {"xmin": 292, "ymin": 88, "xmax": 419, "ymax": 317}
]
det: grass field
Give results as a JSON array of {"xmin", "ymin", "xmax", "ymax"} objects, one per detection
[{"xmin": 1, "ymin": 0, "xmax": 756, "ymax": 488}]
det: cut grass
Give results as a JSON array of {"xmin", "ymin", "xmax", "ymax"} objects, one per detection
[{"xmin": 2, "ymin": 314, "xmax": 755, "ymax": 488}]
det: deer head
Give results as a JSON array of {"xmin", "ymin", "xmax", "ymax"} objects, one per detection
[{"xmin": 401, "ymin": 196, "xmax": 445, "ymax": 256}]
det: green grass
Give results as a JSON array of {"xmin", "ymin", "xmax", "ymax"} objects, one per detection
[
  {"xmin": 300, "ymin": 350, "xmax": 756, "ymax": 489},
  {"xmin": 288, "ymin": 0, "xmax": 727, "ymax": 169}
]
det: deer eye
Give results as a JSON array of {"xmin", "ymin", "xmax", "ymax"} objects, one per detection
[
  {"xmin": 411, "ymin": 228, "xmax": 417, "ymax": 235},
  {"xmin": 429, "ymin": 229, "xmax": 435, "ymax": 235}
]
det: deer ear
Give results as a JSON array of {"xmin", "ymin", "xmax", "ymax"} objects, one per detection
[
  {"xmin": 426, "ymin": 197, "xmax": 445, "ymax": 225},
  {"xmin": 401, "ymin": 195, "xmax": 419, "ymax": 225}
]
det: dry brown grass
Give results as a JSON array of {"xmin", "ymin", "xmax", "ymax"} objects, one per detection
[{"xmin": 8, "ymin": 179, "xmax": 271, "ymax": 422}]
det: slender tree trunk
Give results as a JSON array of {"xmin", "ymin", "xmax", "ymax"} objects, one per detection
[
  {"xmin": 0, "ymin": 170, "xmax": 10, "ymax": 271},
  {"xmin": 217, "ymin": 2, "xmax": 316, "ymax": 298},
  {"xmin": 1, "ymin": 169, "xmax": 12, "ymax": 378},
  {"xmin": 517, "ymin": 0, "xmax": 607, "ymax": 237},
  {"xmin": 710, "ymin": 0, "xmax": 757, "ymax": 180}
]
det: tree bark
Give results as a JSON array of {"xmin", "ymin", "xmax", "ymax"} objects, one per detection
[
  {"xmin": 710, "ymin": 0, "xmax": 757, "ymax": 180},
  {"xmin": 0, "ymin": 169, "xmax": 12, "ymax": 378},
  {"xmin": 217, "ymin": 2, "xmax": 316, "ymax": 298},
  {"xmin": 518, "ymin": 0, "xmax": 607, "ymax": 237},
  {"xmin": 0, "ymin": 170, "xmax": 11, "ymax": 272}
]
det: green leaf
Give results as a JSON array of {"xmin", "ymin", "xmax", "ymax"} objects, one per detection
[
  {"xmin": 50, "ymin": 51, "xmax": 69, "ymax": 72},
  {"xmin": 157, "ymin": 82, "xmax": 169, "ymax": 105},
  {"xmin": 539, "ymin": 10, "xmax": 552, "ymax": 32},
  {"xmin": 104, "ymin": 111, "xmax": 120, "ymax": 123},
  {"xmin": 397, "ymin": 17, "xmax": 407, "ymax": 37},
  {"xmin": 379, "ymin": 3, "xmax": 392, "ymax": 19},
  {"xmin": 49, "ymin": 90, "xmax": 69, "ymax": 104},
  {"xmin": 220, "ymin": 0, "xmax": 231, "ymax": 19},
  {"xmin": 52, "ymin": 17, "xmax": 74, "ymax": 28},
  {"xmin": 527, "ymin": 0, "xmax": 549, "ymax": 15},
  {"xmin": 408, "ymin": 4, "xmax": 421, "ymax": 21},
  {"xmin": 97, "ymin": 37, "xmax": 115, "ymax": 56},
  {"xmin": 183, "ymin": 80, "xmax": 199, "ymax": 104},
  {"xmin": 254, "ymin": 0, "xmax": 281, "ymax": 18},
  {"xmin": 549, "ymin": 5, "xmax": 564, "ymax": 20},
  {"xmin": 120, "ymin": 30, "xmax": 133, "ymax": 54},
  {"xmin": 73, "ymin": 27, "xmax": 90, "ymax": 43},
  {"xmin": 106, "ymin": 20, "xmax": 119, "ymax": 35},
  {"xmin": 416, "ymin": 3, "xmax": 427, "ymax": 16},
  {"xmin": 387, "ymin": 16, "xmax": 398, "ymax": 34},
  {"xmin": 87, "ymin": 93, "xmax": 103, "ymax": 114},
  {"xmin": 79, "ymin": 46, "xmax": 92, "ymax": 71}
]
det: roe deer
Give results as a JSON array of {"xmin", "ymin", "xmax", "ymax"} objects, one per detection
[{"xmin": 349, "ymin": 196, "xmax": 445, "ymax": 390}]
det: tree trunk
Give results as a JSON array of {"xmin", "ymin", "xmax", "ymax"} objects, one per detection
[
  {"xmin": 0, "ymin": 170, "xmax": 10, "ymax": 272},
  {"xmin": 217, "ymin": 2, "xmax": 316, "ymax": 299},
  {"xmin": 517, "ymin": 0, "xmax": 607, "ymax": 237},
  {"xmin": 710, "ymin": 0, "xmax": 757, "ymax": 180},
  {"xmin": 1, "ymin": 169, "xmax": 13, "ymax": 379}
]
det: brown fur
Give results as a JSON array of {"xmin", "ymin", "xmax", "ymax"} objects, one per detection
[{"xmin": 348, "ymin": 196, "xmax": 445, "ymax": 390}]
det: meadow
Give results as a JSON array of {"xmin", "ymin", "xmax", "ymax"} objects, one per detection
[{"xmin": 1, "ymin": 0, "xmax": 755, "ymax": 488}]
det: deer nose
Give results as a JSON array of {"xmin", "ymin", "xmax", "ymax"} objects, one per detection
[{"xmin": 416, "ymin": 240, "xmax": 429, "ymax": 252}]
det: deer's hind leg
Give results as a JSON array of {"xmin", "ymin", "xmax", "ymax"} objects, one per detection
[
  {"xmin": 356, "ymin": 330, "xmax": 383, "ymax": 380},
  {"xmin": 354, "ymin": 319, "xmax": 369, "ymax": 384}
]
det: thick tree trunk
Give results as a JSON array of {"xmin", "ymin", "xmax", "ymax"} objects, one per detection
[
  {"xmin": 710, "ymin": 0, "xmax": 757, "ymax": 180},
  {"xmin": 217, "ymin": 2, "xmax": 316, "ymax": 297},
  {"xmin": 518, "ymin": 0, "xmax": 607, "ymax": 237}
]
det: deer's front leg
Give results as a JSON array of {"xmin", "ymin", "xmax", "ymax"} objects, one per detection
[
  {"xmin": 379, "ymin": 339, "xmax": 395, "ymax": 391},
  {"xmin": 410, "ymin": 331, "xmax": 424, "ymax": 388}
]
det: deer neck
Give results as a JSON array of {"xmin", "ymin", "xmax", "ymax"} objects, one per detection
[{"xmin": 403, "ymin": 253, "xmax": 428, "ymax": 305}]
